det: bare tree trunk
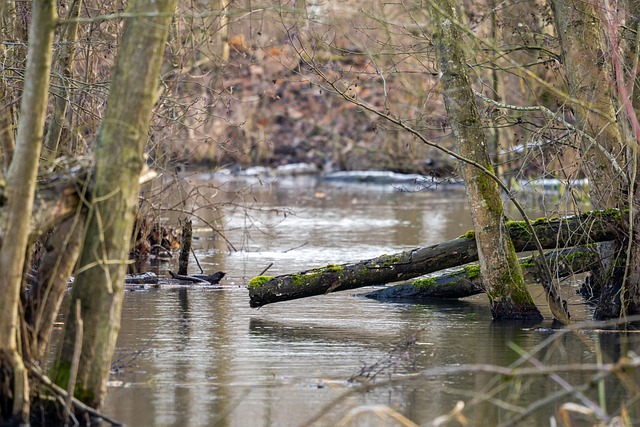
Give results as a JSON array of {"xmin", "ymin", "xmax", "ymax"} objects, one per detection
[
  {"xmin": 432, "ymin": 0, "xmax": 543, "ymax": 320},
  {"xmin": 178, "ymin": 219, "xmax": 192, "ymax": 275},
  {"xmin": 593, "ymin": 0, "xmax": 640, "ymax": 319},
  {"xmin": 52, "ymin": 0, "xmax": 177, "ymax": 412},
  {"xmin": 0, "ymin": 0, "xmax": 57, "ymax": 422},
  {"xmin": 0, "ymin": 0, "xmax": 18, "ymax": 173},
  {"xmin": 26, "ymin": 215, "xmax": 85, "ymax": 363},
  {"xmin": 552, "ymin": 0, "xmax": 640, "ymax": 319},
  {"xmin": 552, "ymin": 0, "xmax": 626, "ymax": 210},
  {"xmin": 43, "ymin": 0, "xmax": 83, "ymax": 159},
  {"xmin": 621, "ymin": 0, "xmax": 640, "ymax": 319}
]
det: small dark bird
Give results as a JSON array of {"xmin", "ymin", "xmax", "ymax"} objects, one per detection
[
  {"xmin": 193, "ymin": 271, "xmax": 226, "ymax": 285},
  {"xmin": 168, "ymin": 271, "xmax": 226, "ymax": 285}
]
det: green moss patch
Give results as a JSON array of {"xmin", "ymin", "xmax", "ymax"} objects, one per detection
[
  {"xmin": 412, "ymin": 277, "xmax": 437, "ymax": 289},
  {"xmin": 459, "ymin": 229, "xmax": 475, "ymax": 239},
  {"xmin": 248, "ymin": 275, "xmax": 272, "ymax": 289}
]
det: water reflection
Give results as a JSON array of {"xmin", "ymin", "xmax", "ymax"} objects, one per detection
[{"xmin": 102, "ymin": 174, "xmax": 637, "ymax": 426}]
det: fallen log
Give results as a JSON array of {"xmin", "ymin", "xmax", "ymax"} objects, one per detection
[
  {"xmin": 362, "ymin": 246, "xmax": 598, "ymax": 300},
  {"xmin": 249, "ymin": 211, "xmax": 623, "ymax": 307}
]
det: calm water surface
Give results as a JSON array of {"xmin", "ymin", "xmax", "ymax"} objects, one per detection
[{"xmin": 102, "ymin": 173, "xmax": 638, "ymax": 426}]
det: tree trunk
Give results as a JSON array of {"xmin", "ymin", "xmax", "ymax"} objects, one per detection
[
  {"xmin": 432, "ymin": 0, "xmax": 543, "ymax": 320},
  {"xmin": 248, "ymin": 211, "xmax": 622, "ymax": 307},
  {"xmin": 52, "ymin": 0, "xmax": 177, "ymax": 412},
  {"xmin": 43, "ymin": 0, "xmax": 83, "ymax": 159},
  {"xmin": 363, "ymin": 246, "xmax": 598, "ymax": 300},
  {"xmin": 0, "ymin": 0, "xmax": 18, "ymax": 173},
  {"xmin": 0, "ymin": 0, "xmax": 57, "ymax": 422},
  {"xmin": 553, "ymin": 0, "xmax": 640, "ymax": 320},
  {"xmin": 551, "ymin": 0, "xmax": 626, "ymax": 210},
  {"xmin": 178, "ymin": 219, "xmax": 192, "ymax": 275},
  {"xmin": 25, "ymin": 215, "xmax": 85, "ymax": 363}
]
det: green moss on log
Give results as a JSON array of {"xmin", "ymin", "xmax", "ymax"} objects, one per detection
[
  {"xmin": 463, "ymin": 264, "xmax": 480, "ymax": 279},
  {"xmin": 459, "ymin": 229, "xmax": 476, "ymax": 239},
  {"xmin": 326, "ymin": 264, "xmax": 344, "ymax": 273},
  {"xmin": 248, "ymin": 275, "xmax": 272, "ymax": 290},
  {"xmin": 506, "ymin": 220, "xmax": 531, "ymax": 237},
  {"xmin": 412, "ymin": 277, "xmax": 437, "ymax": 289}
]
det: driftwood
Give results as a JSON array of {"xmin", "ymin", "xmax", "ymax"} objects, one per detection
[
  {"xmin": 249, "ymin": 212, "xmax": 622, "ymax": 307},
  {"xmin": 363, "ymin": 246, "xmax": 598, "ymax": 300}
]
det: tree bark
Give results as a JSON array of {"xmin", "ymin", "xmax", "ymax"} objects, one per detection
[
  {"xmin": 0, "ymin": 0, "xmax": 18, "ymax": 174},
  {"xmin": 432, "ymin": 0, "xmax": 544, "ymax": 320},
  {"xmin": 53, "ymin": 0, "xmax": 177, "ymax": 412},
  {"xmin": 621, "ymin": 0, "xmax": 640, "ymax": 320},
  {"xmin": 178, "ymin": 219, "xmax": 192, "ymax": 275},
  {"xmin": 248, "ymin": 211, "xmax": 622, "ymax": 307},
  {"xmin": 43, "ymin": 0, "xmax": 83, "ymax": 159},
  {"xmin": 0, "ymin": 164, "xmax": 85, "ymax": 244},
  {"xmin": 553, "ymin": 0, "xmax": 640, "ymax": 320},
  {"xmin": 363, "ymin": 246, "xmax": 598, "ymax": 300},
  {"xmin": 25, "ymin": 215, "xmax": 85, "ymax": 363},
  {"xmin": 552, "ymin": 0, "xmax": 625, "ymax": 210},
  {"xmin": 0, "ymin": 0, "xmax": 57, "ymax": 422}
]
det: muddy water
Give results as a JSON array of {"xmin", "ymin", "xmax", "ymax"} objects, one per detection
[{"xmin": 102, "ymin": 173, "xmax": 636, "ymax": 426}]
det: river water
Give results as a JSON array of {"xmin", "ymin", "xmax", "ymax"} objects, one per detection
[{"xmin": 102, "ymin": 172, "xmax": 638, "ymax": 426}]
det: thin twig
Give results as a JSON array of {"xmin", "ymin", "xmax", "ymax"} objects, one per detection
[
  {"xmin": 190, "ymin": 247, "xmax": 204, "ymax": 274},
  {"xmin": 258, "ymin": 263, "xmax": 273, "ymax": 276}
]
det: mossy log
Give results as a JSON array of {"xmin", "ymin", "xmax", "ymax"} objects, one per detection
[
  {"xmin": 363, "ymin": 246, "xmax": 598, "ymax": 300},
  {"xmin": 249, "ymin": 211, "xmax": 622, "ymax": 307}
]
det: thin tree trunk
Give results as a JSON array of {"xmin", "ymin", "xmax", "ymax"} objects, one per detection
[
  {"xmin": 248, "ymin": 211, "xmax": 622, "ymax": 307},
  {"xmin": 52, "ymin": 0, "xmax": 177, "ymax": 412},
  {"xmin": 552, "ymin": 0, "xmax": 640, "ymax": 320},
  {"xmin": 178, "ymin": 219, "xmax": 192, "ymax": 275},
  {"xmin": 595, "ymin": 0, "xmax": 640, "ymax": 319},
  {"xmin": 43, "ymin": 0, "xmax": 83, "ymax": 159},
  {"xmin": 552, "ymin": 0, "xmax": 628, "ymax": 320},
  {"xmin": 432, "ymin": 0, "xmax": 543, "ymax": 320},
  {"xmin": 0, "ymin": 0, "xmax": 18, "ymax": 173},
  {"xmin": 0, "ymin": 0, "xmax": 57, "ymax": 422},
  {"xmin": 552, "ymin": 0, "xmax": 625, "ymax": 211},
  {"xmin": 26, "ymin": 215, "xmax": 85, "ymax": 363}
]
